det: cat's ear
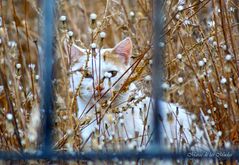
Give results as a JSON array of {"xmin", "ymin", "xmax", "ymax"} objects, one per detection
[
  {"xmin": 63, "ymin": 40, "xmax": 85, "ymax": 63},
  {"xmin": 112, "ymin": 37, "xmax": 132, "ymax": 65}
]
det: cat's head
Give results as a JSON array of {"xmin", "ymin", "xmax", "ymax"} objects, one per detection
[{"xmin": 65, "ymin": 37, "xmax": 132, "ymax": 103}]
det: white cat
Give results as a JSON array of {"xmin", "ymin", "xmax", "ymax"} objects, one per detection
[{"xmin": 64, "ymin": 37, "xmax": 208, "ymax": 151}]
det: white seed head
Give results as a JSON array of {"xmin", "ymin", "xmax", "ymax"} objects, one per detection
[
  {"xmin": 62, "ymin": 115, "xmax": 68, "ymax": 120},
  {"xmin": 207, "ymin": 109, "xmax": 211, "ymax": 114},
  {"xmin": 59, "ymin": 15, "xmax": 67, "ymax": 21},
  {"xmin": 67, "ymin": 31, "xmax": 74, "ymax": 37},
  {"xmin": 66, "ymin": 129, "xmax": 73, "ymax": 135},
  {"xmin": 203, "ymin": 58, "xmax": 207, "ymax": 63},
  {"xmin": 35, "ymin": 75, "xmax": 39, "ymax": 80},
  {"xmin": 224, "ymin": 104, "xmax": 228, "ymax": 109},
  {"xmin": 198, "ymin": 60, "xmax": 205, "ymax": 67},
  {"xmin": 19, "ymin": 86, "xmax": 23, "ymax": 91},
  {"xmin": 16, "ymin": 63, "xmax": 21, "ymax": 69},
  {"xmin": 229, "ymin": 7, "xmax": 235, "ymax": 12},
  {"xmin": 213, "ymin": 41, "xmax": 217, "ymax": 46},
  {"xmin": 211, "ymin": 121, "xmax": 215, "ymax": 126},
  {"xmin": 161, "ymin": 82, "xmax": 170, "ymax": 90},
  {"xmin": 183, "ymin": 19, "xmax": 191, "ymax": 25},
  {"xmin": 118, "ymin": 112, "xmax": 123, "ymax": 118},
  {"xmin": 129, "ymin": 11, "xmax": 135, "ymax": 17},
  {"xmin": 129, "ymin": 83, "xmax": 137, "ymax": 90},
  {"xmin": 208, "ymin": 36, "xmax": 214, "ymax": 43},
  {"xmin": 158, "ymin": 42, "xmax": 165, "ymax": 47},
  {"xmin": 221, "ymin": 44, "xmax": 227, "ymax": 50},
  {"xmin": 177, "ymin": 5, "xmax": 184, "ymax": 11},
  {"xmin": 204, "ymin": 115, "xmax": 209, "ymax": 121},
  {"xmin": 225, "ymin": 54, "xmax": 232, "ymax": 61},
  {"xmin": 177, "ymin": 77, "xmax": 184, "ymax": 83},
  {"xmin": 175, "ymin": 14, "xmax": 180, "ymax": 19},
  {"xmin": 99, "ymin": 31, "xmax": 106, "ymax": 38},
  {"xmin": 109, "ymin": 136, "xmax": 113, "ymax": 141},
  {"xmin": 6, "ymin": 113, "xmax": 13, "ymax": 120},
  {"xmin": 207, "ymin": 20, "xmax": 215, "ymax": 28},
  {"xmin": 220, "ymin": 77, "xmax": 227, "ymax": 84},
  {"xmin": 191, "ymin": 114, "xmax": 196, "ymax": 120},
  {"xmin": 149, "ymin": 60, "xmax": 153, "ymax": 64},
  {"xmin": 28, "ymin": 132, "xmax": 37, "ymax": 142},
  {"xmin": 90, "ymin": 13, "xmax": 97, "ymax": 20},
  {"xmin": 224, "ymin": 141, "xmax": 231, "ymax": 148},
  {"xmin": 217, "ymin": 131, "xmax": 222, "ymax": 137},
  {"xmin": 144, "ymin": 75, "xmax": 151, "ymax": 81},
  {"xmin": 104, "ymin": 72, "xmax": 112, "ymax": 78},
  {"xmin": 119, "ymin": 118, "xmax": 124, "ymax": 125},
  {"xmin": 21, "ymin": 139, "xmax": 26, "ymax": 145},
  {"xmin": 176, "ymin": 53, "xmax": 182, "ymax": 60},
  {"xmin": 0, "ymin": 86, "xmax": 3, "ymax": 93},
  {"xmin": 91, "ymin": 43, "xmax": 97, "ymax": 49},
  {"xmin": 8, "ymin": 41, "xmax": 17, "ymax": 48},
  {"xmin": 28, "ymin": 63, "xmax": 35, "ymax": 70}
]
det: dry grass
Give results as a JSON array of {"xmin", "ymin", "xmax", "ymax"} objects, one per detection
[{"xmin": 0, "ymin": 0, "xmax": 238, "ymax": 164}]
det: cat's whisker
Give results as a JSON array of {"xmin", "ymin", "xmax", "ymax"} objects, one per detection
[{"xmin": 78, "ymin": 94, "xmax": 94, "ymax": 119}]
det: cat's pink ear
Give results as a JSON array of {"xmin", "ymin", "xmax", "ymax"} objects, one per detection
[
  {"xmin": 112, "ymin": 37, "xmax": 132, "ymax": 65},
  {"xmin": 64, "ymin": 40, "xmax": 85, "ymax": 63}
]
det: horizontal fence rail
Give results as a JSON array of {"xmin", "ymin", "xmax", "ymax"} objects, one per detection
[{"xmin": 0, "ymin": 150, "xmax": 237, "ymax": 161}]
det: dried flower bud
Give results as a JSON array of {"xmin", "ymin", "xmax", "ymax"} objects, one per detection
[
  {"xmin": 211, "ymin": 121, "xmax": 215, "ymax": 126},
  {"xmin": 177, "ymin": 5, "xmax": 184, "ymax": 11},
  {"xmin": 225, "ymin": 54, "xmax": 232, "ymax": 61},
  {"xmin": 99, "ymin": 32, "xmax": 106, "ymax": 39},
  {"xmin": 217, "ymin": 131, "xmax": 222, "ymax": 137},
  {"xmin": 161, "ymin": 82, "xmax": 170, "ymax": 90},
  {"xmin": 144, "ymin": 75, "xmax": 151, "ymax": 81},
  {"xmin": 198, "ymin": 60, "xmax": 205, "ymax": 67},
  {"xmin": 90, "ymin": 13, "xmax": 97, "ymax": 21},
  {"xmin": 8, "ymin": 41, "xmax": 17, "ymax": 48},
  {"xmin": 59, "ymin": 15, "xmax": 67, "ymax": 22},
  {"xmin": 221, "ymin": 44, "xmax": 227, "ymax": 50},
  {"xmin": 207, "ymin": 109, "xmax": 211, "ymax": 114},
  {"xmin": 104, "ymin": 72, "xmax": 112, "ymax": 78},
  {"xmin": 16, "ymin": 63, "xmax": 21, "ymax": 69},
  {"xmin": 91, "ymin": 43, "xmax": 97, "ymax": 49},
  {"xmin": 67, "ymin": 31, "xmax": 74, "ymax": 37},
  {"xmin": 35, "ymin": 75, "xmax": 39, "ymax": 80},
  {"xmin": 220, "ymin": 77, "xmax": 227, "ymax": 84},
  {"xmin": 28, "ymin": 63, "xmax": 36, "ymax": 70},
  {"xmin": 66, "ymin": 129, "xmax": 73, "ymax": 135},
  {"xmin": 177, "ymin": 77, "xmax": 184, "ymax": 83},
  {"xmin": 176, "ymin": 53, "xmax": 182, "ymax": 60},
  {"xmin": 6, "ymin": 113, "xmax": 13, "ymax": 120},
  {"xmin": 129, "ymin": 11, "xmax": 135, "ymax": 17},
  {"xmin": 224, "ymin": 141, "xmax": 231, "ymax": 148}
]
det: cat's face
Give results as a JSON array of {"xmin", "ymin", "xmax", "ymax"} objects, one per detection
[{"xmin": 65, "ymin": 38, "xmax": 132, "ymax": 103}]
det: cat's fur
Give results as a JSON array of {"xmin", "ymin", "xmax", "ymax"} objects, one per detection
[{"xmin": 64, "ymin": 37, "xmax": 208, "ymax": 151}]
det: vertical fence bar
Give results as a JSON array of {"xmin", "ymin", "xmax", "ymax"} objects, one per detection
[
  {"xmin": 40, "ymin": 0, "xmax": 55, "ymax": 153},
  {"xmin": 152, "ymin": 0, "xmax": 165, "ymax": 145}
]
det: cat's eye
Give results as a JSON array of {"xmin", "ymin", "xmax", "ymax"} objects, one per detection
[
  {"xmin": 107, "ymin": 70, "xmax": 118, "ymax": 77},
  {"xmin": 83, "ymin": 70, "xmax": 93, "ymax": 78}
]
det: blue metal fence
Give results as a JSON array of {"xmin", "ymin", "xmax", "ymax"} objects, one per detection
[{"xmin": 0, "ymin": 0, "xmax": 238, "ymax": 162}]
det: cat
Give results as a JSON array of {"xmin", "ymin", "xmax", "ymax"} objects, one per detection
[{"xmin": 64, "ymin": 37, "xmax": 209, "ymax": 151}]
